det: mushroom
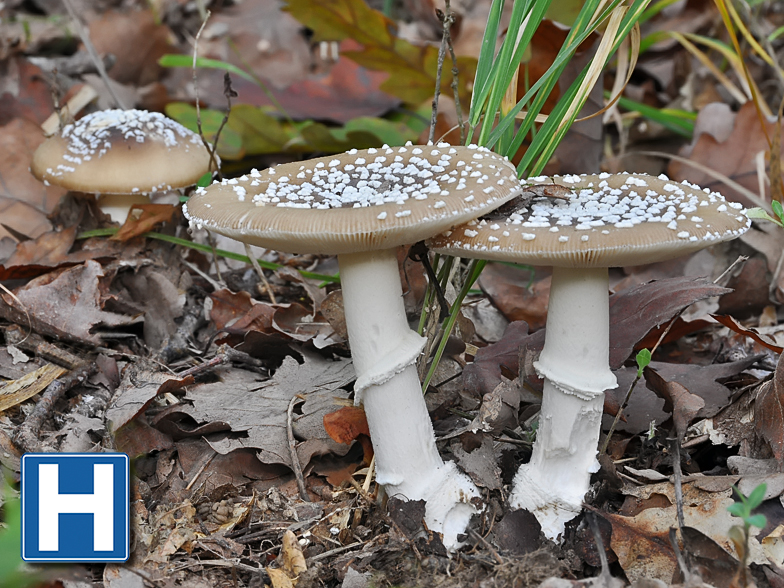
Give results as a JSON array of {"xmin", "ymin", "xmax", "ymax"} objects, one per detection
[
  {"xmin": 31, "ymin": 109, "xmax": 214, "ymax": 222},
  {"xmin": 428, "ymin": 172, "xmax": 750, "ymax": 539},
  {"xmin": 183, "ymin": 143, "xmax": 522, "ymax": 547}
]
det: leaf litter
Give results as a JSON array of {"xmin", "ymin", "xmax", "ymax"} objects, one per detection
[{"xmin": 2, "ymin": 0, "xmax": 784, "ymax": 586}]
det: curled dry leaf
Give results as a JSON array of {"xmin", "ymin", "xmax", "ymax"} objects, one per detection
[
  {"xmin": 712, "ymin": 314, "xmax": 784, "ymax": 353},
  {"xmin": 0, "ymin": 260, "xmax": 134, "ymax": 345},
  {"xmin": 281, "ymin": 529, "xmax": 307, "ymax": 579},
  {"xmin": 754, "ymin": 353, "xmax": 784, "ymax": 467},
  {"xmin": 643, "ymin": 366, "xmax": 705, "ymax": 439}
]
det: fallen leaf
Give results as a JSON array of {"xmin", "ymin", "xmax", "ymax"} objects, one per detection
[
  {"xmin": 0, "ymin": 58, "xmax": 57, "ymax": 126},
  {"xmin": 478, "ymin": 263, "xmax": 551, "ymax": 329},
  {"xmin": 111, "ymin": 204, "xmax": 178, "ymax": 242},
  {"xmin": 323, "ymin": 406, "xmax": 369, "ymax": 444},
  {"xmin": 89, "ymin": 9, "xmax": 173, "ymax": 86},
  {"xmin": 754, "ymin": 354, "xmax": 784, "ymax": 467},
  {"xmin": 281, "ymin": 529, "xmax": 307, "ymax": 579},
  {"xmin": 451, "ymin": 432, "xmax": 503, "ymax": 490},
  {"xmin": 0, "ymin": 363, "xmax": 66, "ymax": 412},
  {"xmin": 0, "ymin": 260, "xmax": 135, "ymax": 345},
  {"xmin": 283, "ymin": 0, "xmax": 476, "ymax": 106},
  {"xmin": 176, "ymin": 352, "xmax": 354, "ymax": 470},
  {"xmin": 713, "ymin": 314, "xmax": 784, "ymax": 353},
  {"xmin": 267, "ymin": 567, "xmax": 295, "ymax": 588},
  {"xmin": 608, "ymin": 356, "xmax": 760, "ymax": 434},
  {"xmin": 0, "ymin": 117, "xmax": 64, "ymax": 228},
  {"xmin": 462, "ymin": 321, "xmax": 540, "ymax": 399},
  {"xmin": 669, "ymin": 101, "xmax": 782, "ymax": 206},
  {"xmin": 608, "ymin": 276, "xmax": 731, "ymax": 369},
  {"xmin": 643, "ymin": 366, "xmax": 705, "ymax": 438}
]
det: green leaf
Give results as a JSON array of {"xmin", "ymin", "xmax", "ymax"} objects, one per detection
[
  {"xmin": 746, "ymin": 514, "xmax": 767, "ymax": 528},
  {"xmin": 197, "ymin": 172, "xmax": 212, "ymax": 188},
  {"xmin": 747, "ymin": 482, "xmax": 768, "ymax": 509},
  {"xmin": 282, "ymin": 0, "xmax": 476, "ymax": 106},
  {"xmin": 636, "ymin": 349, "xmax": 652, "ymax": 377},
  {"xmin": 159, "ymin": 54, "xmax": 258, "ymax": 85},
  {"xmin": 746, "ymin": 207, "xmax": 784, "ymax": 227},
  {"xmin": 228, "ymin": 104, "xmax": 292, "ymax": 155},
  {"xmin": 727, "ymin": 502, "xmax": 746, "ymax": 517},
  {"xmin": 771, "ymin": 200, "xmax": 784, "ymax": 225},
  {"xmin": 616, "ymin": 95, "xmax": 695, "ymax": 138},
  {"xmin": 165, "ymin": 103, "xmax": 244, "ymax": 160}
]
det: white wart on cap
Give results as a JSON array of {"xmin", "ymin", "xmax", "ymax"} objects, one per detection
[
  {"xmin": 31, "ymin": 109, "xmax": 213, "ymax": 195},
  {"xmin": 428, "ymin": 172, "xmax": 750, "ymax": 266},
  {"xmin": 183, "ymin": 144, "xmax": 521, "ymax": 254}
]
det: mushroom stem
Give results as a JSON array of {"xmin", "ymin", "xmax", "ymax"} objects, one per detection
[
  {"xmin": 98, "ymin": 193, "xmax": 151, "ymax": 223},
  {"xmin": 338, "ymin": 248, "xmax": 479, "ymax": 548},
  {"xmin": 509, "ymin": 266, "xmax": 617, "ymax": 539}
]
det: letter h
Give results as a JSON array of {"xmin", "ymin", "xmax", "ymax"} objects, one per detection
[{"xmin": 37, "ymin": 463, "xmax": 115, "ymax": 551}]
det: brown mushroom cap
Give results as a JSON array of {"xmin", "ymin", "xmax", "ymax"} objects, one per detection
[
  {"xmin": 31, "ymin": 109, "xmax": 213, "ymax": 194},
  {"xmin": 183, "ymin": 144, "xmax": 521, "ymax": 255},
  {"xmin": 427, "ymin": 173, "xmax": 750, "ymax": 267}
]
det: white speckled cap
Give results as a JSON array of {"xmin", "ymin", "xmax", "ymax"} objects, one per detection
[
  {"xmin": 428, "ymin": 172, "xmax": 750, "ymax": 267},
  {"xmin": 31, "ymin": 109, "xmax": 214, "ymax": 194},
  {"xmin": 183, "ymin": 144, "xmax": 521, "ymax": 255}
]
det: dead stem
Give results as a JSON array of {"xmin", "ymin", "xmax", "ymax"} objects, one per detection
[
  {"xmin": 13, "ymin": 362, "xmax": 97, "ymax": 453},
  {"xmin": 288, "ymin": 395, "xmax": 310, "ymax": 501}
]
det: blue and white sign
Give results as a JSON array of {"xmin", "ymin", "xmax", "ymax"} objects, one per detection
[{"xmin": 21, "ymin": 453, "xmax": 130, "ymax": 562}]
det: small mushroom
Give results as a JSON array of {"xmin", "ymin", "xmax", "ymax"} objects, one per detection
[
  {"xmin": 31, "ymin": 109, "xmax": 215, "ymax": 222},
  {"xmin": 428, "ymin": 172, "xmax": 750, "ymax": 539},
  {"xmin": 183, "ymin": 143, "xmax": 522, "ymax": 548}
]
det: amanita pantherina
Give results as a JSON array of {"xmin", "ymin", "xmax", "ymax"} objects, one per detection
[
  {"xmin": 31, "ymin": 109, "xmax": 214, "ymax": 222},
  {"xmin": 428, "ymin": 172, "xmax": 750, "ymax": 539},
  {"xmin": 183, "ymin": 144, "xmax": 521, "ymax": 547}
]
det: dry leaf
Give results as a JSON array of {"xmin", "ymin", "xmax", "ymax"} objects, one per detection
[
  {"xmin": 281, "ymin": 529, "xmax": 307, "ymax": 579},
  {"xmin": 267, "ymin": 567, "xmax": 295, "ymax": 588},
  {"xmin": 323, "ymin": 406, "xmax": 369, "ymax": 444},
  {"xmin": 0, "ymin": 363, "xmax": 66, "ymax": 412},
  {"xmin": 754, "ymin": 354, "xmax": 784, "ymax": 467},
  {"xmin": 111, "ymin": 204, "xmax": 177, "ymax": 242}
]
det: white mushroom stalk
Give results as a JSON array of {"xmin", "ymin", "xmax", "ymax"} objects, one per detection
[
  {"xmin": 182, "ymin": 143, "xmax": 522, "ymax": 548},
  {"xmin": 428, "ymin": 172, "xmax": 750, "ymax": 539},
  {"xmin": 510, "ymin": 265, "xmax": 615, "ymax": 537},
  {"xmin": 340, "ymin": 249, "xmax": 478, "ymax": 546}
]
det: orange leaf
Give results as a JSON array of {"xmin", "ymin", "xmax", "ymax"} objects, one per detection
[
  {"xmin": 111, "ymin": 204, "xmax": 177, "ymax": 242},
  {"xmin": 323, "ymin": 406, "xmax": 369, "ymax": 444}
]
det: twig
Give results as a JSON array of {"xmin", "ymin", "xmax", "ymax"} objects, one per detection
[
  {"xmin": 61, "ymin": 0, "xmax": 126, "ymax": 109},
  {"xmin": 428, "ymin": 0, "xmax": 456, "ymax": 144},
  {"xmin": 186, "ymin": 449, "xmax": 217, "ymax": 490},
  {"xmin": 13, "ymin": 362, "xmax": 97, "ymax": 452},
  {"xmin": 441, "ymin": 2, "xmax": 464, "ymax": 144},
  {"xmin": 287, "ymin": 395, "xmax": 310, "ymax": 501},
  {"xmin": 192, "ymin": 12, "xmax": 220, "ymax": 176},
  {"xmin": 3, "ymin": 325, "xmax": 82, "ymax": 369},
  {"xmin": 468, "ymin": 529, "xmax": 504, "ymax": 565},
  {"xmin": 306, "ymin": 541, "xmax": 365, "ymax": 562},
  {"xmin": 177, "ymin": 345, "xmax": 268, "ymax": 379},
  {"xmin": 244, "ymin": 243, "xmax": 278, "ymax": 304},
  {"xmin": 671, "ymin": 436, "xmax": 685, "ymax": 530}
]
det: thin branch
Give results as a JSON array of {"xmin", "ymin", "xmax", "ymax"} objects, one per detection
[{"xmin": 428, "ymin": 1, "xmax": 454, "ymax": 144}]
